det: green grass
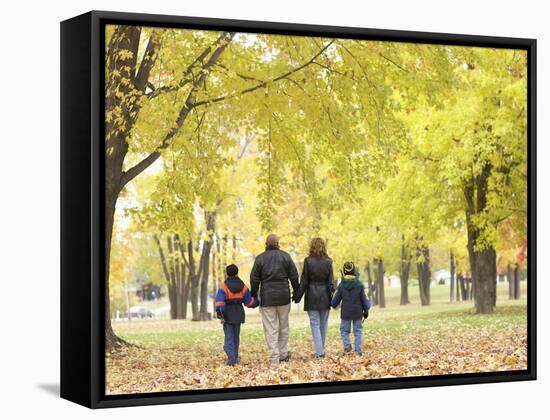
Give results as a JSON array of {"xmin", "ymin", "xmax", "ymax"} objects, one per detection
[{"xmin": 113, "ymin": 282, "xmax": 527, "ymax": 347}]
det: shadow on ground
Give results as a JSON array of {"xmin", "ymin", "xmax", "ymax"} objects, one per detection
[{"xmin": 37, "ymin": 383, "xmax": 59, "ymax": 397}]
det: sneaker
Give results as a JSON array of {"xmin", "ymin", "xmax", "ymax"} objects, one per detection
[
  {"xmin": 355, "ymin": 351, "xmax": 363, "ymax": 356},
  {"xmin": 315, "ymin": 354, "xmax": 325, "ymax": 359},
  {"xmin": 344, "ymin": 346, "xmax": 352, "ymax": 353},
  {"xmin": 280, "ymin": 352, "xmax": 291, "ymax": 362}
]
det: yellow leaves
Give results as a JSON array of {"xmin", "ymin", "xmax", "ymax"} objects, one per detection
[
  {"xmin": 119, "ymin": 49, "xmax": 134, "ymax": 61},
  {"xmin": 504, "ymin": 354, "xmax": 519, "ymax": 366}
]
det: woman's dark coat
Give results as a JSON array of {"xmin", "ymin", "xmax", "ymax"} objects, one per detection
[{"xmin": 298, "ymin": 256, "xmax": 335, "ymax": 311}]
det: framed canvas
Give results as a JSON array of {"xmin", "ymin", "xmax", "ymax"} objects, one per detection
[{"xmin": 60, "ymin": 10, "xmax": 536, "ymax": 408}]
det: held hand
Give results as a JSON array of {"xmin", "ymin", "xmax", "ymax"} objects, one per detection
[{"xmin": 219, "ymin": 318, "xmax": 225, "ymax": 324}]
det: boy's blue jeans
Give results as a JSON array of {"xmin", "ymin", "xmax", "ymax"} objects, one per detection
[
  {"xmin": 340, "ymin": 318, "xmax": 363, "ymax": 353},
  {"xmin": 223, "ymin": 323, "xmax": 241, "ymax": 365},
  {"xmin": 307, "ymin": 310, "xmax": 329, "ymax": 356}
]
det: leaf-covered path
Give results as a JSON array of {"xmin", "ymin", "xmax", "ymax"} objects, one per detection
[{"xmin": 106, "ymin": 298, "xmax": 527, "ymax": 395}]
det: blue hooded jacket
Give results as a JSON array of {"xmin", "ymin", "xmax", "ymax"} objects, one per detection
[
  {"xmin": 331, "ymin": 274, "xmax": 371, "ymax": 320},
  {"xmin": 215, "ymin": 276, "xmax": 258, "ymax": 324}
]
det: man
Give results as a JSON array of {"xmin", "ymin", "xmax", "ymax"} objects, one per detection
[{"xmin": 250, "ymin": 233, "xmax": 300, "ymax": 365}]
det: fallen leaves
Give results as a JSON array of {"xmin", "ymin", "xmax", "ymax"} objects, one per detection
[{"xmin": 106, "ymin": 304, "xmax": 527, "ymax": 395}]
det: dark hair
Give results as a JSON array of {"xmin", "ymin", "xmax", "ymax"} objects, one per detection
[
  {"xmin": 226, "ymin": 264, "xmax": 239, "ymax": 277},
  {"xmin": 309, "ymin": 237, "xmax": 328, "ymax": 258}
]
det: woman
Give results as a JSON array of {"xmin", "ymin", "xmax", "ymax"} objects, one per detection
[{"xmin": 298, "ymin": 237, "xmax": 335, "ymax": 358}]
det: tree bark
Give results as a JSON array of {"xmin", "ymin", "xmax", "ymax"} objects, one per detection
[
  {"xmin": 416, "ymin": 244, "xmax": 431, "ymax": 306},
  {"xmin": 188, "ymin": 240, "xmax": 200, "ymax": 321},
  {"xmin": 365, "ymin": 262, "xmax": 374, "ymax": 302},
  {"xmin": 212, "ymin": 239, "xmax": 218, "ymax": 315},
  {"xmin": 400, "ymin": 239, "xmax": 411, "ymax": 305},
  {"xmin": 455, "ymin": 271, "xmax": 461, "ymax": 302},
  {"xmin": 175, "ymin": 234, "xmax": 189, "ymax": 319},
  {"xmin": 463, "ymin": 163, "xmax": 497, "ymax": 314},
  {"xmin": 199, "ymin": 211, "xmax": 216, "ymax": 320},
  {"xmin": 375, "ymin": 258, "xmax": 386, "ymax": 308},
  {"xmin": 513, "ymin": 265, "xmax": 521, "ymax": 299},
  {"xmin": 166, "ymin": 236, "xmax": 178, "ymax": 319},
  {"xmin": 450, "ymin": 250, "xmax": 456, "ymax": 303},
  {"xmin": 457, "ymin": 273, "xmax": 467, "ymax": 301},
  {"xmin": 173, "ymin": 234, "xmax": 184, "ymax": 319},
  {"xmin": 104, "ymin": 25, "xmax": 143, "ymax": 350}
]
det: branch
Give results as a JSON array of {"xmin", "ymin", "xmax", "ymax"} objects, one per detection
[
  {"xmin": 134, "ymin": 34, "xmax": 160, "ymax": 93},
  {"xmin": 379, "ymin": 53, "xmax": 409, "ymax": 73},
  {"xmin": 175, "ymin": 233, "xmax": 191, "ymax": 270},
  {"xmin": 147, "ymin": 32, "xmax": 234, "ymax": 99},
  {"xmin": 193, "ymin": 40, "xmax": 335, "ymax": 107},
  {"xmin": 122, "ymin": 32, "xmax": 235, "ymax": 186}
]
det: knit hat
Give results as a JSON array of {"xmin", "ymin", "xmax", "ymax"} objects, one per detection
[
  {"xmin": 343, "ymin": 261, "xmax": 355, "ymax": 276},
  {"xmin": 226, "ymin": 264, "xmax": 239, "ymax": 277}
]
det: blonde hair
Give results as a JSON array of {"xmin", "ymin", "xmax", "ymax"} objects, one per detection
[{"xmin": 309, "ymin": 237, "xmax": 328, "ymax": 258}]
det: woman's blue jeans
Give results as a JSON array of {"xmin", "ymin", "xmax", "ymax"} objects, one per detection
[{"xmin": 307, "ymin": 310, "xmax": 330, "ymax": 356}]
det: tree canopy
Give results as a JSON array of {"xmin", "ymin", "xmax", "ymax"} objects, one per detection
[{"xmin": 105, "ymin": 25, "xmax": 528, "ymax": 346}]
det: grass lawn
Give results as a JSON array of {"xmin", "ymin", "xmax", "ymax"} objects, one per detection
[{"xmin": 107, "ymin": 282, "xmax": 528, "ymax": 395}]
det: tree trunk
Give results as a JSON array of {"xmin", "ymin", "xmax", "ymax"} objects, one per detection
[
  {"xmin": 400, "ymin": 239, "xmax": 411, "ymax": 305},
  {"xmin": 173, "ymin": 234, "xmax": 185, "ymax": 319},
  {"xmin": 514, "ymin": 265, "xmax": 521, "ymax": 299},
  {"xmin": 365, "ymin": 262, "xmax": 374, "ymax": 302},
  {"xmin": 375, "ymin": 258, "xmax": 386, "ymax": 308},
  {"xmin": 369, "ymin": 260, "xmax": 378, "ymax": 305},
  {"xmin": 457, "ymin": 273, "xmax": 466, "ymax": 300},
  {"xmin": 166, "ymin": 236, "xmax": 178, "ymax": 319},
  {"xmin": 416, "ymin": 243, "xmax": 431, "ymax": 306},
  {"xmin": 174, "ymin": 234, "xmax": 189, "ymax": 319},
  {"xmin": 103, "ymin": 29, "xmax": 234, "ymax": 349},
  {"xmin": 188, "ymin": 240, "xmax": 200, "ymax": 321},
  {"xmin": 455, "ymin": 271, "xmax": 461, "ymax": 302},
  {"xmin": 464, "ymin": 163, "xmax": 497, "ymax": 314},
  {"xmin": 450, "ymin": 250, "xmax": 456, "ymax": 303},
  {"xmin": 212, "ymin": 237, "xmax": 218, "ymax": 315},
  {"xmin": 182, "ymin": 268, "xmax": 190, "ymax": 319},
  {"xmin": 475, "ymin": 248, "xmax": 497, "ymax": 313},
  {"xmin": 199, "ymin": 212, "xmax": 216, "ymax": 320}
]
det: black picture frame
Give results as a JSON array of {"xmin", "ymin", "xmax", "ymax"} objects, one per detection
[{"xmin": 60, "ymin": 10, "xmax": 537, "ymax": 409}]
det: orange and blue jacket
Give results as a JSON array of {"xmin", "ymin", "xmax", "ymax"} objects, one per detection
[{"xmin": 215, "ymin": 276, "xmax": 258, "ymax": 324}]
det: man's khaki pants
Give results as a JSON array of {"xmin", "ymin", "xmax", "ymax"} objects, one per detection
[{"xmin": 260, "ymin": 304, "xmax": 290, "ymax": 364}]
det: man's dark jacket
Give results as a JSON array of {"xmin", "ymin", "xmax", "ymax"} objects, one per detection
[
  {"xmin": 250, "ymin": 246, "xmax": 299, "ymax": 307},
  {"xmin": 298, "ymin": 256, "xmax": 336, "ymax": 311}
]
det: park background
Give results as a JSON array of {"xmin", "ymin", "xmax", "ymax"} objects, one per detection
[
  {"xmin": 103, "ymin": 23, "xmax": 528, "ymax": 394},
  {"xmin": 1, "ymin": 1, "xmax": 547, "ymax": 419}
]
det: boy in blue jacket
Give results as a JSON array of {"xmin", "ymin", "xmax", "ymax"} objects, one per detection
[
  {"xmin": 331, "ymin": 261, "xmax": 371, "ymax": 355},
  {"xmin": 215, "ymin": 264, "xmax": 258, "ymax": 366}
]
